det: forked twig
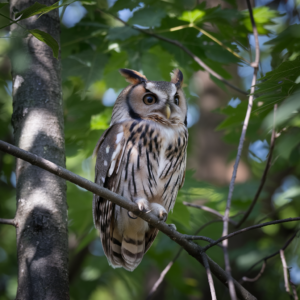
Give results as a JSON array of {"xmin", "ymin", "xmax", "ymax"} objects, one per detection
[
  {"xmin": 221, "ymin": 0, "xmax": 260, "ymax": 297},
  {"xmin": 147, "ymin": 220, "xmax": 222, "ymax": 299},
  {"xmin": 236, "ymin": 104, "xmax": 277, "ymax": 228}
]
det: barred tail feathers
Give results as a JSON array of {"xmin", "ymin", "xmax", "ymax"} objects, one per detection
[
  {"xmin": 121, "ymin": 232, "xmax": 145, "ymax": 271},
  {"xmin": 100, "ymin": 226, "xmax": 145, "ymax": 271}
]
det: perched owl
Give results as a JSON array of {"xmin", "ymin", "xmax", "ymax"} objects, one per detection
[{"xmin": 93, "ymin": 68, "xmax": 188, "ymax": 271}]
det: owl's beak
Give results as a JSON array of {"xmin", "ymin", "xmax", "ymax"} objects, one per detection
[{"xmin": 165, "ymin": 104, "xmax": 171, "ymax": 119}]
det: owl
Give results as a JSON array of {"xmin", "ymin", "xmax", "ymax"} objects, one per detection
[{"xmin": 93, "ymin": 68, "xmax": 188, "ymax": 271}]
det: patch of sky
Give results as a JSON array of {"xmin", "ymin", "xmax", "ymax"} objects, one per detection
[
  {"xmin": 118, "ymin": 3, "xmax": 144, "ymax": 22},
  {"xmin": 290, "ymin": 256, "xmax": 300, "ymax": 284},
  {"xmin": 238, "ymin": 35, "xmax": 273, "ymax": 90},
  {"xmin": 0, "ymin": 247, "xmax": 7, "ymax": 263},
  {"xmin": 272, "ymin": 175, "xmax": 300, "ymax": 206},
  {"xmin": 228, "ymin": 97, "xmax": 241, "ymax": 108},
  {"xmin": 89, "ymin": 239, "xmax": 105, "ymax": 256},
  {"xmin": 4, "ymin": 80, "xmax": 12, "ymax": 96},
  {"xmin": 59, "ymin": 1, "xmax": 87, "ymax": 28},
  {"xmin": 187, "ymin": 104, "xmax": 200, "ymax": 128},
  {"xmin": 10, "ymin": 172, "xmax": 16, "ymax": 188},
  {"xmin": 102, "ymin": 88, "xmax": 120, "ymax": 107},
  {"xmin": 248, "ymin": 139, "xmax": 269, "ymax": 162}
]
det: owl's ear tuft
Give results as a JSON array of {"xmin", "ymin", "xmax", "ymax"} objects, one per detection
[
  {"xmin": 119, "ymin": 69, "xmax": 147, "ymax": 85},
  {"xmin": 170, "ymin": 69, "xmax": 183, "ymax": 89}
]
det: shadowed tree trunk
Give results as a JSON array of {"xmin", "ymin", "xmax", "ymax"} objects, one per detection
[{"xmin": 10, "ymin": 1, "xmax": 69, "ymax": 299}]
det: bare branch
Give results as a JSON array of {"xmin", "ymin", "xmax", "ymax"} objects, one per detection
[
  {"xmin": 147, "ymin": 219, "xmax": 224, "ymax": 299},
  {"xmin": 221, "ymin": 1, "xmax": 260, "ymax": 298},
  {"xmin": 204, "ymin": 220, "xmax": 300, "ymax": 252},
  {"xmin": 280, "ymin": 249, "xmax": 291, "ymax": 295},
  {"xmin": 241, "ymin": 233, "xmax": 297, "ymax": 280},
  {"xmin": 242, "ymin": 262, "xmax": 266, "ymax": 282},
  {"xmin": 201, "ymin": 252, "xmax": 217, "ymax": 300},
  {"xmin": 0, "ymin": 140, "xmax": 256, "ymax": 300},
  {"xmin": 97, "ymin": 9, "xmax": 247, "ymax": 96},
  {"xmin": 183, "ymin": 202, "xmax": 237, "ymax": 226},
  {"xmin": 0, "ymin": 218, "xmax": 18, "ymax": 227},
  {"xmin": 236, "ymin": 104, "xmax": 277, "ymax": 227}
]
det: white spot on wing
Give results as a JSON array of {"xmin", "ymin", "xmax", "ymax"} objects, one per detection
[
  {"xmin": 116, "ymin": 132, "xmax": 123, "ymax": 144},
  {"xmin": 104, "ymin": 160, "xmax": 108, "ymax": 166},
  {"xmin": 106, "ymin": 146, "xmax": 110, "ymax": 153},
  {"xmin": 108, "ymin": 143, "xmax": 122, "ymax": 176},
  {"xmin": 101, "ymin": 177, "xmax": 105, "ymax": 182}
]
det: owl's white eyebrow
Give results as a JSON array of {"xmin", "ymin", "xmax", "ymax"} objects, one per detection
[{"xmin": 145, "ymin": 82, "xmax": 177, "ymax": 100}]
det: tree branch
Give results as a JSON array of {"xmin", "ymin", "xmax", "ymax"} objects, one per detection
[
  {"xmin": 0, "ymin": 140, "xmax": 256, "ymax": 300},
  {"xmin": 241, "ymin": 232, "xmax": 297, "ymax": 280},
  {"xmin": 221, "ymin": 1, "xmax": 260, "ymax": 298},
  {"xmin": 280, "ymin": 249, "xmax": 291, "ymax": 295},
  {"xmin": 183, "ymin": 202, "xmax": 237, "ymax": 226},
  {"xmin": 98, "ymin": 9, "xmax": 247, "ymax": 96},
  {"xmin": 204, "ymin": 222, "xmax": 300, "ymax": 252},
  {"xmin": 242, "ymin": 262, "xmax": 266, "ymax": 282},
  {"xmin": 236, "ymin": 104, "xmax": 277, "ymax": 227},
  {"xmin": 147, "ymin": 219, "xmax": 222, "ymax": 299},
  {"xmin": 201, "ymin": 251, "xmax": 217, "ymax": 300},
  {"xmin": 0, "ymin": 218, "xmax": 18, "ymax": 227}
]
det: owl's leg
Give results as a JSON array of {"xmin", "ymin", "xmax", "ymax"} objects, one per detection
[
  {"xmin": 149, "ymin": 203, "xmax": 167, "ymax": 221},
  {"xmin": 128, "ymin": 198, "xmax": 150, "ymax": 218}
]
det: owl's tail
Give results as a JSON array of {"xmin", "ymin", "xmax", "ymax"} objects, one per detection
[{"xmin": 109, "ymin": 229, "xmax": 145, "ymax": 271}]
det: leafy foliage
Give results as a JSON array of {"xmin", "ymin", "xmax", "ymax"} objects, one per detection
[{"xmin": 0, "ymin": 0, "xmax": 300, "ymax": 299}]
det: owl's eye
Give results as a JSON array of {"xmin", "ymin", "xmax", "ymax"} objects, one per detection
[
  {"xmin": 174, "ymin": 94, "xmax": 179, "ymax": 105},
  {"xmin": 143, "ymin": 94, "xmax": 157, "ymax": 105}
]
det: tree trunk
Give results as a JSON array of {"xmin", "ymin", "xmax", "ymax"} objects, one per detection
[{"xmin": 10, "ymin": 1, "xmax": 69, "ymax": 299}]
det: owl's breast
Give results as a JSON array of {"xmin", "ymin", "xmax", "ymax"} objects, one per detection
[{"xmin": 118, "ymin": 120, "xmax": 188, "ymax": 211}]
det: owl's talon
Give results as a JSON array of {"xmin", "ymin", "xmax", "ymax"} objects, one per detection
[
  {"xmin": 134, "ymin": 198, "xmax": 149, "ymax": 212},
  {"xmin": 150, "ymin": 203, "xmax": 168, "ymax": 222},
  {"xmin": 127, "ymin": 211, "xmax": 138, "ymax": 219}
]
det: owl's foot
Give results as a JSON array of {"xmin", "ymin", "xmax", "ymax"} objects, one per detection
[
  {"xmin": 150, "ymin": 203, "xmax": 167, "ymax": 222},
  {"xmin": 134, "ymin": 198, "xmax": 150, "ymax": 212},
  {"xmin": 168, "ymin": 224, "xmax": 177, "ymax": 231}
]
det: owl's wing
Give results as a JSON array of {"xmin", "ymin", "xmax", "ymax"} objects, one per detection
[
  {"xmin": 93, "ymin": 124, "xmax": 126, "ymax": 258},
  {"xmin": 145, "ymin": 227, "xmax": 159, "ymax": 253}
]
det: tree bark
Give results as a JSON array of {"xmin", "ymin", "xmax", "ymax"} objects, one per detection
[{"xmin": 10, "ymin": 1, "xmax": 69, "ymax": 299}]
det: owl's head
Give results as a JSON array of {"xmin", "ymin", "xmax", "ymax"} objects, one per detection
[{"xmin": 110, "ymin": 69, "xmax": 187, "ymax": 127}]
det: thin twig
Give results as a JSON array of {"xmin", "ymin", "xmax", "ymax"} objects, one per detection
[
  {"xmin": 0, "ymin": 140, "xmax": 256, "ymax": 300},
  {"xmin": 280, "ymin": 249, "xmax": 291, "ymax": 295},
  {"xmin": 242, "ymin": 262, "xmax": 266, "ymax": 282},
  {"xmin": 204, "ymin": 219, "xmax": 300, "ymax": 251},
  {"xmin": 98, "ymin": 9, "xmax": 247, "ymax": 96},
  {"xmin": 0, "ymin": 218, "xmax": 18, "ymax": 227},
  {"xmin": 241, "ymin": 232, "xmax": 297, "ymax": 280},
  {"xmin": 236, "ymin": 104, "xmax": 277, "ymax": 227},
  {"xmin": 183, "ymin": 202, "xmax": 237, "ymax": 226},
  {"xmin": 201, "ymin": 251, "xmax": 217, "ymax": 300},
  {"xmin": 221, "ymin": 1, "xmax": 260, "ymax": 298},
  {"xmin": 147, "ymin": 219, "xmax": 222, "ymax": 299}
]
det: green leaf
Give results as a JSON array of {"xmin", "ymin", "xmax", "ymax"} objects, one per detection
[
  {"xmin": 0, "ymin": 3, "xmax": 8, "ymax": 9},
  {"xmin": 107, "ymin": 26, "xmax": 139, "ymax": 41},
  {"xmin": 15, "ymin": 0, "xmax": 76, "ymax": 20},
  {"xmin": 29, "ymin": 29, "xmax": 59, "ymax": 58},
  {"xmin": 276, "ymin": 130, "xmax": 300, "ymax": 160},
  {"xmin": 90, "ymin": 108, "xmax": 112, "ymax": 130},
  {"xmin": 179, "ymin": 9, "xmax": 205, "ymax": 23},
  {"xmin": 129, "ymin": 6, "xmax": 166, "ymax": 27}
]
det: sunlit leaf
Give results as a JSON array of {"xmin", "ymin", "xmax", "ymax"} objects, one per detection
[{"xmin": 29, "ymin": 29, "xmax": 59, "ymax": 58}]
